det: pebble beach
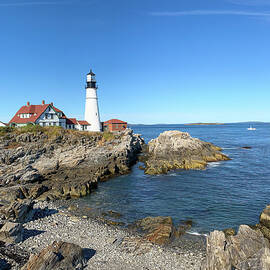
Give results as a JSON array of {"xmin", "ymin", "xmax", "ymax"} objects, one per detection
[{"xmin": 17, "ymin": 201, "xmax": 206, "ymax": 270}]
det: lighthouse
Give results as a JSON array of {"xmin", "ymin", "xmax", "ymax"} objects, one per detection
[{"xmin": 84, "ymin": 69, "xmax": 101, "ymax": 132}]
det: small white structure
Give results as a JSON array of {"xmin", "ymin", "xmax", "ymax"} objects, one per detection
[
  {"xmin": 0, "ymin": 121, "xmax": 6, "ymax": 127},
  {"xmin": 84, "ymin": 69, "xmax": 101, "ymax": 132}
]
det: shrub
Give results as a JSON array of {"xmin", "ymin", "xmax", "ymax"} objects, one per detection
[
  {"xmin": 16, "ymin": 124, "xmax": 43, "ymax": 134},
  {"xmin": 43, "ymin": 126, "xmax": 63, "ymax": 138},
  {"xmin": 102, "ymin": 131, "xmax": 115, "ymax": 141},
  {"xmin": 0, "ymin": 126, "xmax": 15, "ymax": 136}
]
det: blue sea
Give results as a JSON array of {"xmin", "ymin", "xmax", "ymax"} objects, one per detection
[{"xmin": 77, "ymin": 123, "xmax": 270, "ymax": 234}]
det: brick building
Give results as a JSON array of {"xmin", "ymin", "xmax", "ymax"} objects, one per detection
[{"xmin": 103, "ymin": 119, "xmax": 127, "ymax": 132}]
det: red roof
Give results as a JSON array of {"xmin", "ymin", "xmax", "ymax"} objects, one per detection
[
  {"xmin": 66, "ymin": 119, "xmax": 90, "ymax": 126},
  {"xmin": 9, "ymin": 103, "xmax": 66, "ymax": 124},
  {"xmin": 77, "ymin": 120, "xmax": 90, "ymax": 125},
  {"xmin": 9, "ymin": 104, "xmax": 51, "ymax": 124},
  {"xmin": 53, "ymin": 106, "xmax": 62, "ymax": 113},
  {"xmin": 66, "ymin": 118, "xmax": 77, "ymax": 125},
  {"xmin": 104, "ymin": 119, "xmax": 127, "ymax": 124},
  {"xmin": 9, "ymin": 102, "xmax": 90, "ymax": 127}
]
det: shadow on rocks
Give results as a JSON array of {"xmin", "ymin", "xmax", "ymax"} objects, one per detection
[
  {"xmin": 30, "ymin": 207, "xmax": 58, "ymax": 222},
  {"xmin": 83, "ymin": 248, "xmax": 96, "ymax": 263},
  {"xmin": 0, "ymin": 241, "xmax": 29, "ymax": 269},
  {"xmin": 0, "ymin": 258, "xmax": 11, "ymax": 270},
  {"xmin": 23, "ymin": 229, "xmax": 45, "ymax": 241}
]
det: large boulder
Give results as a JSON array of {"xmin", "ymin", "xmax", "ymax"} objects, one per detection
[
  {"xmin": 237, "ymin": 247, "xmax": 270, "ymax": 270},
  {"xmin": 0, "ymin": 200, "xmax": 34, "ymax": 223},
  {"xmin": 144, "ymin": 130, "xmax": 229, "ymax": 175},
  {"xmin": 201, "ymin": 225, "xmax": 270, "ymax": 270},
  {"xmin": 21, "ymin": 241, "xmax": 85, "ymax": 270},
  {"xmin": 0, "ymin": 222, "xmax": 23, "ymax": 244},
  {"xmin": 133, "ymin": 216, "xmax": 174, "ymax": 245},
  {"xmin": 201, "ymin": 230, "xmax": 231, "ymax": 270},
  {"xmin": 227, "ymin": 225, "xmax": 270, "ymax": 268}
]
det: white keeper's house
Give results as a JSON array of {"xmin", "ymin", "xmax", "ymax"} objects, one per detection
[
  {"xmin": 9, "ymin": 100, "xmax": 91, "ymax": 131},
  {"xmin": 9, "ymin": 69, "xmax": 102, "ymax": 132}
]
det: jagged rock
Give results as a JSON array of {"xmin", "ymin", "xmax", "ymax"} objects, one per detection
[
  {"xmin": 175, "ymin": 220, "xmax": 193, "ymax": 237},
  {"xmin": 0, "ymin": 222, "xmax": 23, "ymax": 244},
  {"xmin": 133, "ymin": 216, "xmax": 174, "ymax": 245},
  {"xmin": 102, "ymin": 210, "xmax": 122, "ymax": 218},
  {"xmin": 143, "ymin": 130, "xmax": 230, "ymax": 175},
  {"xmin": 201, "ymin": 225, "xmax": 270, "ymax": 270},
  {"xmin": 0, "ymin": 200, "xmax": 34, "ymax": 223},
  {"xmin": 0, "ymin": 241, "xmax": 30, "ymax": 269},
  {"xmin": 21, "ymin": 241, "xmax": 85, "ymax": 270},
  {"xmin": 256, "ymin": 223, "xmax": 270, "ymax": 242},
  {"xmin": 201, "ymin": 230, "xmax": 231, "ymax": 270},
  {"xmin": 0, "ymin": 128, "xmax": 144, "ymax": 203},
  {"xmin": 227, "ymin": 225, "xmax": 270, "ymax": 268},
  {"xmin": 19, "ymin": 167, "xmax": 42, "ymax": 184},
  {"xmin": 223, "ymin": 228, "xmax": 236, "ymax": 237},
  {"xmin": 237, "ymin": 247, "xmax": 270, "ymax": 270},
  {"xmin": 260, "ymin": 205, "xmax": 270, "ymax": 229}
]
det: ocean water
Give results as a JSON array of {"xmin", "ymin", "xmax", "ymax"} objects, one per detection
[{"xmin": 77, "ymin": 123, "xmax": 270, "ymax": 234}]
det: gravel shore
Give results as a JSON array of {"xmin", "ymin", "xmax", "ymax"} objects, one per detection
[{"xmin": 16, "ymin": 201, "xmax": 205, "ymax": 270}]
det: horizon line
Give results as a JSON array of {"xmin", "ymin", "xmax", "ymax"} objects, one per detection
[
  {"xmin": 128, "ymin": 121, "xmax": 269, "ymax": 125},
  {"xmin": 150, "ymin": 10, "xmax": 270, "ymax": 17},
  {"xmin": 0, "ymin": 0, "xmax": 75, "ymax": 7}
]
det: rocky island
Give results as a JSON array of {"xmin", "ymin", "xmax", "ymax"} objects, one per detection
[{"xmin": 142, "ymin": 130, "xmax": 230, "ymax": 175}]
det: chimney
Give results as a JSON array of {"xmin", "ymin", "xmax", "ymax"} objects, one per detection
[
  {"xmin": 27, "ymin": 101, "xmax": 30, "ymax": 107},
  {"xmin": 51, "ymin": 102, "xmax": 53, "ymax": 106},
  {"xmin": 42, "ymin": 100, "xmax": 45, "ymax": 105}
]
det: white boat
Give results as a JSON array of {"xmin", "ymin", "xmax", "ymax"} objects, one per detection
[{"xmin": 247, "ymin": 126, "xmax": 256, "ymax": 131}]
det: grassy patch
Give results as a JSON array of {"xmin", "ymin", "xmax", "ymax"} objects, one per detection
[
  {"xmin": 0, "ymin": 126, "xmax": 15, "ymax": 136},
  {"xmin": 102, "ymin": 131, "xmax": 115, "ymax": 141},
  {"xmin": 16, "ymin": 124, "xmax": 44, "ymax": 134},
  {"xmin": 43, "ymin": 126, "xmax": 63, "ymax": 138}
]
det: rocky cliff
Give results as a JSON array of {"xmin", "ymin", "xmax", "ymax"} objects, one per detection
[
  {"xmin": 0, "ymin": 127, "xmax": 144, "ymax": 203},
  {"xmin": 201, "ymin": 205, "xmax": 270, "ymax": 270},
  {"xmin": 142, "ymin": 130, "xmax": 230, "ymax": 175}
]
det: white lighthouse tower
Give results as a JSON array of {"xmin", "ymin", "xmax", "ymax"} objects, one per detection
[{"xmin": 84, "ymin": 69, "xmax": 101, "ymax": 132}]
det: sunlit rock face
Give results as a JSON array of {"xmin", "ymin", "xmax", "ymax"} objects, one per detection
[{"xmin": 143, "ymin": 130, "xmax": 230, "ymax": 175}]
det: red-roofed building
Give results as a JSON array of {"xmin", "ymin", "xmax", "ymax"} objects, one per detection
[
  {"xmin": 9, "ymin": 101, "xmax": 91, "ymax": 131},
  {"xmin": 103, "ymin": 119, "xmax": 127, "ymax": 132}
]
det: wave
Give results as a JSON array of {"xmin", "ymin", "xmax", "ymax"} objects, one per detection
[
  {"xmin": 222, "ymin": 147, "xmax": 238, "ymax": 150},
  {"xmin": 207, "ymin": 162, "xmax": 221, "ymax": 168},
  {"xmin": 187, "ymin": 231, "xmax": 208, "ymax": 237},
  {"xmin": 168, "ymin": 173, "xmax": 177, "ymax": 176}
]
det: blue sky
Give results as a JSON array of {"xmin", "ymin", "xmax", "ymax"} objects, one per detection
[{"xmin": 0, "ymin": 0, "xmax": 270, "ymax": 124}]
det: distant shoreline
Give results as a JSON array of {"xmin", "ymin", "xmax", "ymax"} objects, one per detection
[{"xmin": 184, "ymin": 123, "xmax": 225, "ymax": 126}]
